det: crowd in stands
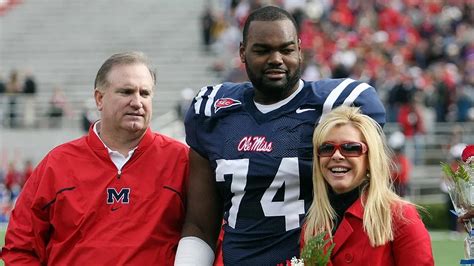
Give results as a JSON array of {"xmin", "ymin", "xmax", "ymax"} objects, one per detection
[
  {"xmin": 0, "ymin": 69, "xmax": 73, "ymax": 129},
  {"xmin": 203, "ymin": 0, "xmax": 473, "ymax": 167},
  {"xmin": 205, "ymin": 2, "xmax": 473, "ymax": 124},
  {"xmin": 0, "ymin": 158, "xmax": 32, "ymax": 222},
  {"xmin": 0, "ymin": 69, "xmax": 37, "ymax": 128}
]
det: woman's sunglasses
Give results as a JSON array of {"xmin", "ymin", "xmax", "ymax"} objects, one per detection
[{"xmin": 317, "ymin": 141, "xmax": 368, "ymax": 157}]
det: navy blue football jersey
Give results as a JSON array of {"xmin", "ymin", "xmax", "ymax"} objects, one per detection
[{"xmin": 184, "ymin": 79, "xmax": 385, "ymax": 265}]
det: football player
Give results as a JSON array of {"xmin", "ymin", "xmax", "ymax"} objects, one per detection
[{"xmin": 175, "ymin": 6, "xmax": 385, "ymax": 265}]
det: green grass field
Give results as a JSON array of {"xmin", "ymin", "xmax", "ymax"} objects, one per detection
[
  {"xmin": 431, "ymin": 231, "xmax": 465, "ymax": 266},
  {"xmin": 0, "ymin": 229, "xmax": 467, "ymax": 265}
]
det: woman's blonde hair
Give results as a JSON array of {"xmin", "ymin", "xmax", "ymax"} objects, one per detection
[{"xmin": 303, "ymin": 106, "xmax": 409, "ymax": 246}]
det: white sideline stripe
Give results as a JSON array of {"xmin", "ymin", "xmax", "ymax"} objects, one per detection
[{"xmin": 429, "ymin": 230, "xmax": 465, "ymax": 241}]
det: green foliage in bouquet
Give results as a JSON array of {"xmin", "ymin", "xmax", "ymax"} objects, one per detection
[
  {"xmin": 300, "ymin": 231, "xmax": 335, "ymax": 266},
  {"xmin": 441, "ymin": 162, "xmax": 470, "ymax": 182}
]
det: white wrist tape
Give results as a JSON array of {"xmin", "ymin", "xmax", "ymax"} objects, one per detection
[{"xmin": 174, "ymin": 236, "xmax": 215, "ymax": 266}]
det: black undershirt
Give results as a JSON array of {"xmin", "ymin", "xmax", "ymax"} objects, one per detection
[{"xmin": 327, "ymin": 184, "xmax": 364, "ymax": 233}]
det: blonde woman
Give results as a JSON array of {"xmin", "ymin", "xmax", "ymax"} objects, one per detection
[{"xmin": 302, "ymin": 106, "xmax": 433, "ymax": 265}]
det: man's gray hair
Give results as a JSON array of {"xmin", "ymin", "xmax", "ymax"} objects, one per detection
[{"xmin": 94, "ymin": 51, "xmax": 156, "ymax": 91}]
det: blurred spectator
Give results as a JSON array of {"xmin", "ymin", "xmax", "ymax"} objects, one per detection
[
  {"xmin": 223, "ymin": 58, "xmax": 248, "ymax": 82},
  {"xmin": 175, "ymin": 88, "xmax": 195, "ymax": 121},
  {"xmin": 22, "ymin": 69, "xmax": 37, "ymax": 128},
  {"xmin": 48, "ymin": 86, "xmax": 69, "ymax": 128},
  {"xmin": 0, "ymin": 73, "xmax": 5, "ymax": 94},
  {"xmin": 5, "ymin": 162, "xmax": 21, "ymax": 201},
  {"xmin": 0, "ymin": 184, "xmax": 10, "ymax": 222},
  {"xmin": 201, "ymin": 5, "xmax": 215, "ymax": 51},
  {"xmin": 211, "ymin": 16, "xmax": 241, "ymax": 76},
  {"xmin": 301, "ymin": 49, "xmax": 327, "ymax": 80},
  {"xmin": 387, "ymin": 73, "xmax": 415, "ymax": 122},
  {"xmin": 331, "ymin": 39, "xmax": 357, "ymax": 78},
  {"xmin": 80, "ymin": 98, "xmax": 99, "ymax": 133},
  {"xmin": 397, "ymin": 89, "xmax": 426, "ymax": 165},
  {"xmin": 6, "ymin": 69, "xmax": 22, "ymax": 94},
  {"xmin": 388, "ymin": 131, "xmax": 412, "ymax": 197},
  {"xmin": 23, "ymin": 70, "xmax": 36, "ymax": 94},
  {"xmin": 455, "ymin": 78, "xmax": 474, "ymax": 122},
  {"xmin": 6, "ymin": 69, "xmax": 21, "ymax": 128},
  {"xmin": 0, "ymin": 164, "xmax": 5, "ymax": 185},
  {"xmin": 0, "ymin": 73, "xmax": 6, "ymax": 127},
  {"xmin": 0, "ymin": 163, "xmax": 9, "ymax": 222},
  {"xmin": 210, "ymin": 11, "xmax": 228, "ymax": 48},
  {"xmin": 21, "ymin": 159, "xmax": 34, "ymax": 188}
]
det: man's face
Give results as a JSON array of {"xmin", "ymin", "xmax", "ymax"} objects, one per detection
[
  {"xmin": 240, "ymin": 19, "xmax": 302, "ymax": 103},
  {"xmin": 95, "ymin": 63, "xmax": 154, "ymax": 135}
]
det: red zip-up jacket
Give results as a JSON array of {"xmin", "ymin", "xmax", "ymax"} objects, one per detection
[
  {"xmin": 301, "ymin": 198, "xmax": 434, "ymax": 266},
  {"xmin": 2, "ymin": 126, "xmax": 189, "ymax": 265}
]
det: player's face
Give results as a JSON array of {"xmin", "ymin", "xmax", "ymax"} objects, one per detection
[
  {"xmin": 240, "ymin": 19, "xmax": 302, "ymax": 104},
  {"xmin": 95, "ymin": 63, "xmax": 154, "ymax": 135},
  {"xmin": 318, "ymin": 124, "xmax": 368, "ymax": 194}
]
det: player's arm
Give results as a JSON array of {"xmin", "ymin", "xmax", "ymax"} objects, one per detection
[{"xmin": 175, "ymin": 148, "xmax": 224, "ymax": 265}]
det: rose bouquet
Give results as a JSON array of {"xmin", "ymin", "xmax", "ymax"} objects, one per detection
[{"xmin": 441, "ymin": 144, "xmax": 474, "ymax": 264}]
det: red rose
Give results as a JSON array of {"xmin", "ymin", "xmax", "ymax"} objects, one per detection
[{"xmin": 462, "ymin": 145, "xmax": 474, "ymax": 163}]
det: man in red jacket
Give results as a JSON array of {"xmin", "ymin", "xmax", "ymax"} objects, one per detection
[{"xmin": 1, "ymin": 52, "xmax": 189, "ymax": 265}]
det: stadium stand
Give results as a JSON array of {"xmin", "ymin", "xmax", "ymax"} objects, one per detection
[
  {"xmin": 0, "ymin": 0, "xmax": 221, "ymax": 127},
  {"xmin": 0, "ymin": 0, "xmax": 222, "ymax": 164}
]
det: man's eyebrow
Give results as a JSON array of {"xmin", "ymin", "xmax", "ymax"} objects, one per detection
[
  {"xmin": 252, "ymin": 41, "xmax": 296, "ymax": 49},
  {"xmin": 116, "ymin": 87, "xmax": 133, "ymax": 91}
]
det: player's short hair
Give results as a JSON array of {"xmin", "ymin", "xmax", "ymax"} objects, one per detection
[
  {"xmin": 242, "ymin": 5, "xmax": 298, "ymax": 46},
  {"xmin": 94, "ymin": 51, "xmax": 156, "ymax": 91}
]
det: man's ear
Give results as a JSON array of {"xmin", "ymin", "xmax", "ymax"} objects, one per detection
[
  {"xmin": 239, "ymin": 42, "xmax": 246, "ymax": 63},
  {"xmin": 94, "ymin": 89, "xmax": 104, "ymax": 111},
  {"xmin": 298, "ymin": 38, "xmax": 303, "ymax": 62}
]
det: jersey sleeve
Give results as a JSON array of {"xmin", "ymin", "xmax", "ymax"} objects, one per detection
[
  {"xmin": 184, "ymin": 83, "xmax": 245, "ymax": 158},
  {"xmin": 352, "ymin": 85, "xmax": 386, "ymax": 127},
  {"xmin": 184, "ymin": 85, "xmax": 212, "ymax": 158},
  {"xmin": 314, "ymin": 78, "xmax": 386, "ymax": 127}
]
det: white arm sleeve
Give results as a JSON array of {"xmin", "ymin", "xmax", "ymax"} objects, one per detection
[{"xmin": 174, "ymin": 236, "xmax": 215, "ymax": 266}]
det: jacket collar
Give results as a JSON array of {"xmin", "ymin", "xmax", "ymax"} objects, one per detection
[
  {"xmin": 331, "ymin": 197, "xmax": 364, "ymax": 255},
  {"xmin": 86, "ymin": 121, "xmax": 155, "ymax": 162}
]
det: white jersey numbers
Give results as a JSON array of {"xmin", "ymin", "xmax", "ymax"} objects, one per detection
[
  {"xmin": 215, "ymin": 158, "xmax": 304, "ymax": 231},
  {"xmin": 261, "ymin": 157, "xmax": 304, "ymax": 231},
  {"xmin": 215, "ymin": 158, "xmax": 249, "ymax": 228}
]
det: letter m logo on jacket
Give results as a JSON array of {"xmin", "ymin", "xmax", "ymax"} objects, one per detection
[{"xmin": 107, "ymin": 188, "xmax": 131, "ymax": 204}]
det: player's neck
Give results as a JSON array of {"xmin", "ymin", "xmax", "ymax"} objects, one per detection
[{"xmin": 254, "ymin": 80, "xmax": 302, "ymax": 105}]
